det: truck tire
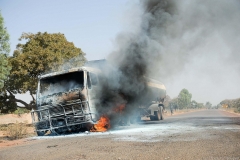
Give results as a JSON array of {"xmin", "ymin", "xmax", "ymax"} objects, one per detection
[
  {"xmin": 150, "ymin": 115, "xmax": 155, "ymax": 121},
  {"xmin": 154, "ymin": 110, "xmax": 161, "ymax": 121},
  {"xmin": 150, "ymin": 111, "xmax": 161, "ymax": 121},
  {"xmin": 159, "ymin": 105, "xmax": 164, "ymax": 120},
  {"xmin": 36, "ymin": 131, "xmax": 45, "ymax": 136}
]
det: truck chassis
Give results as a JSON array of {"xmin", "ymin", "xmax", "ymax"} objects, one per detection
[
  {"xmin": 31, "ymin": 99, "xmax": 94, "ymax": 136},
  {"xmin": 139, "ymin": 103, "xmax": 164, "ymax": 121}
]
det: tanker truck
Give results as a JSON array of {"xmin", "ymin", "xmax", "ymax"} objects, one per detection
[{"xmin": 140, "ymin": 78, "xmax": 166, "ymax": 121}]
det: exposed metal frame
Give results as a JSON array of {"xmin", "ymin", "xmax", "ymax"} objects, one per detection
[{"xmin": 31, "ymin": 99, "xmax": 94, "ymax": 134}]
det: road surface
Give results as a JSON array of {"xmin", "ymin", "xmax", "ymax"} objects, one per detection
[{"xmin": 0, "ymin": 109, "xmax": 239, "ymax": 160}]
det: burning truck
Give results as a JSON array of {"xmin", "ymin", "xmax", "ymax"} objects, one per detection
[{"xmin": 31, "ymin": 62, "xmax": 166, "ymax": 136}]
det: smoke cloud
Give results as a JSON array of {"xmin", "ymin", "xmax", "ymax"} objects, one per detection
[{"xmin": 106, "ymin": 0, "xmax": 240, "ymax": 106}]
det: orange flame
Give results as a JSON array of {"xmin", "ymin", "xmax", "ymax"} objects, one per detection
[
  {"xmin": 90, "ymin": 104, "xmax": 125, "ymax": 132},
  {"xmin": 90, "ymin": 115, "xmax": 110, "ymax": 132}
]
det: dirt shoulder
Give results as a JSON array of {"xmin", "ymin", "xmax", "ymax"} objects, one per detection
[
  {"xmin": 0, "ymin": 113, "xmax": 36, "ymax": 148},
  {"xmin": 0, "ymin": 113, "xmax": 32, "ymax": 124},
  {"xmin": 220, "ymin": 108, "xmax": 240, "ymax": 116}
]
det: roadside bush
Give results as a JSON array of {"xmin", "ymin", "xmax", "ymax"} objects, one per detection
[
  {"xmin": 0, "ymin": 124, "xmax": 8, "ymax": 132},
  {"xmin": 13, "ymin": 107, "xmax": 30, "ymax": 115},
  {"xmin": 234, "ymin": 107, "xmax": 240, "ymax": 113},
  {"xmin": 220, "ymin": 98, "xmax": 240, "ymax": 113},
  {"xmin": 7, "ymin": 121, "xmax": 27, "ymax": 140}
]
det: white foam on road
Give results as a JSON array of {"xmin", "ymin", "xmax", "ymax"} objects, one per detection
[{"xmin": 29, "ymin": 123, "xmax": 201, "ymax": 142}]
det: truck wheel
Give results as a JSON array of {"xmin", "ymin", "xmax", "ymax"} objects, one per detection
[
  {"xmin": 159, "ymin": 106, "xmax": 164, "ymax": 120},
  {"xmin": 150, "ymin": 115, "xmax": 156, "ymax": 121},
  {"xmin": 154, "ymin": 110, "xmax": 161, "ymax": 121},
  {"xmin": 36, "ymin": 131, "xmax": 45, "ymax": 136},
  {"xmin": 150, "ymin": 111, "xmax": 160, "ymax": 121},
  {"xmin": 84, "ymin": 123, "xmax": 94, "ymax": 131}
]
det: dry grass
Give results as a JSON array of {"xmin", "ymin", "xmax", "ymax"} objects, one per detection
[
  {"xmin": 222, "ymin": 108, "xmax": 240, "ymax": 114},
  {"xmin": 0, "ymin": 121, "xmax": 35, "ymax": 140},
  {"xmin": 6, "ymin": 121, "xmax": 28, "ymax": 140},
  {"xmin": 0, "ymin": 114, "xmax": 36, "ymax": 144},
  {"xmin": 0, "ymin": 123, "xmax": 35, "ymax": 145}
]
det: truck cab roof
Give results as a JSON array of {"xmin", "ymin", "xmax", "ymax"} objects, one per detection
[{"xmin": 39, "ymin": 66, "xmax": 101, "ymax": 79}]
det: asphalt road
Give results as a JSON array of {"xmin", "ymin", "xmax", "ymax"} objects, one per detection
[{"xmin": 0, "ymin": 109, "xmax": 239, "ymax": 160}]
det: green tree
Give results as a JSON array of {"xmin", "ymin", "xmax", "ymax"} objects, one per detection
[
  {"xmin": 0, "ymin": 90, "xmax": 17, "ymax": 113},
  {"xmin": 220, "ymin": 98, "xmax": 240, "ymax": 112},
  {"xmin": 197, "ymin": 103, "xmax": 204, "ymax": 109},
  {"xmin": 169, "ymin": 97, "xmax": 178, "ymax": 110},
  {"xmin": 205, "ymin": 101, "xmax": 212, "ymax": 109},
  {"xmin": 191, "ymin": 100, "xmax": 198, "ymax": 109},
  {"xmin": 0, "ymin": 11, "xmax": 11, "ymax": 89},
  {"xmin": 1, "ymin": 32, "xmax": 86, "ymax": 111},
  {"xmin": 178, "ymin": 89, "xmax": 192, "ymax": 109}
]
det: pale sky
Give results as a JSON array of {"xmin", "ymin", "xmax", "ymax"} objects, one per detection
[
  {"xmin": 1, "ymin": 0, "xmax": 240, "ymax": 106},
  {"xmin": 1, "ymin": 0, "xmax": 133, "ymax": 60},
  {"xmin": 1, "ymin": 0, "xmax": 133, "ymax": 104}
]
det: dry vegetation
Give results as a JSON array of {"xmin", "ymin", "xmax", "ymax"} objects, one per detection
[
  {"xmin": 220, "ymin": 98, "xmax": 240, "ymax": 113},
  {"xmin": 0, "ymin": 122, "xmax": 35, "ymax": 141},
  {"xmin": 6, "ymin": 122, "xmax": 28, "ymax": 140},
  {"xmin": 0, "ymin": 114, "xmax": 35, "ymax": 143}
]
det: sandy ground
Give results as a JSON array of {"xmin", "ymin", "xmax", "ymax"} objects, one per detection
[
  {"xmin": 221, "ymin": 108, "xmax": 240, "ymax": 116},
  {"xmin": 0, "ymin": 109, "xmax": 239, "ymax": 160},
  {"xmin": 0, "ymin": 113, "xmax": 32, "ymax": 124},
  {"xmin": 0, "ymin": 113, "xmax": 35, "ymax": 145}
]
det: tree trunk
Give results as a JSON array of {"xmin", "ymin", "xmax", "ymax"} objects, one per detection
[{"xmin": 6, "ymin": 89, "xmax": 35, "ymax": 110}]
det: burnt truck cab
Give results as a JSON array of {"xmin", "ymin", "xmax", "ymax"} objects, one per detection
[{"xmin": 31, "ymin": 67, "xmax": 101, "ymax": 136}]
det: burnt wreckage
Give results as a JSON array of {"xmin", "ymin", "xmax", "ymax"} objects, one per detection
[
  {"xmin": 31, "ymin": 61, "xmax": 166, "ymax": 136},
  {"xmin": 31, "ymin": 67, "xmax": 100, "ymax": 136}
]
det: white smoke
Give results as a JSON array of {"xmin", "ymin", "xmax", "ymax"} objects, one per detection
[{"xmin": 41, "ymin": 81, "xmax": 81, "ymax": 97}]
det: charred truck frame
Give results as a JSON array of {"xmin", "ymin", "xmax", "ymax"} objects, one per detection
[
  {"xmin": 31, "ymin": 67, "xmax": 101, "ymax": 136},
  {"xmin": 31, "ymin": 64, "xmax": 166, "ymax": 136}
]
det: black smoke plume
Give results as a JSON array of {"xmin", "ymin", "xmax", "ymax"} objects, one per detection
[{"xmin": 95, "ymin": 0, "xmax": 240, "ymax": 124}]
